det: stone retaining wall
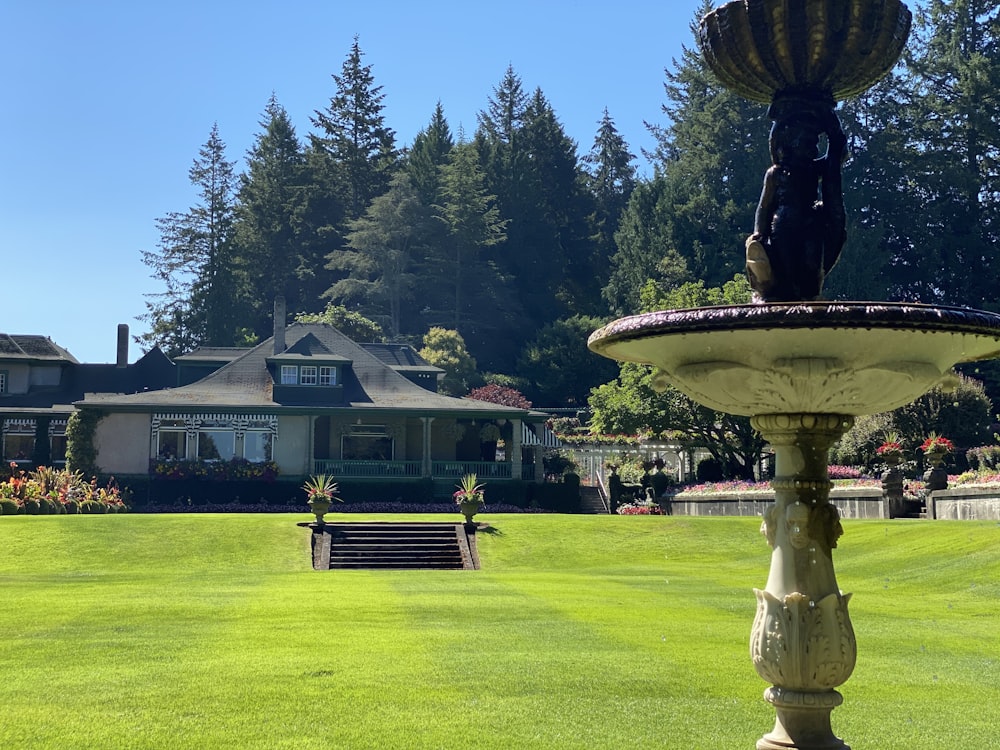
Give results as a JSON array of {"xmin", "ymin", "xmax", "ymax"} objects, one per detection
[
  {"xmin": 928, "ymin": 488, "xmax": 1000, "ymax": 520},
  {"xmin": 667, "ymin": 488, "xmax": 888, "ymax": 519}
]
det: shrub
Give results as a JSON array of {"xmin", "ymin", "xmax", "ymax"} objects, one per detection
[
  {"xmin": 966, "ymin": 445, "xmax": 1000, "ymax": 470},
  {"xmin": 696, "ymin": 457, "xmax": 725, "ymax": 482},
  {"xmin": 23, "ymin": 499, "xmax": 41, "ymax": 515},
  {"xmin": 1, "ymin": 499, "xmax": 21, "ymax": 515},
  {"xmin": 64, "ymin": 500, "xmax": 80, "ymax": 514}
]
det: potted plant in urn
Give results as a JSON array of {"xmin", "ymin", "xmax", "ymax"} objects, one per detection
[
  {"xmin": 919, "ymin": 433, "xmax": 954, "ymax": 491},
  {"xmin": 302, "ymin": 474, "xmax": 341, "ymax": 525},
  {"xmin": 876, "ymin": 432, "xmax": 905, "ymax": 466},
  {"xmin": 454, "ymin": 473, "xmax": 485, "ymax": 525}
]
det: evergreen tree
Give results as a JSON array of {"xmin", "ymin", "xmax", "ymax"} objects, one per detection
[
  {"xmin": 604, "ymin": 178, "xmax": 693, "ymax": 314},
  {"xmin": 235, "ymin": 96, "xmax": 316, "ymax": 338},
  {"xmin": 517, "ymin": 315, "xmax": 619, "ymax": 407},
  {"xmin": 475, "ymin": 72, "xmax": 601, "ymax": 365},
  {"xmin": 519, "ymin": 89, "xmax": 598, "ymax": 315},
  {"xmin": 641, "ymin": 2, "xmax": 771, "ymax": 289},
  {"xmin": 139, "ymin": 124, "xmax": 239, "ymax": 356},
  {"xmin": 431, "ymin": 139, "xmax": 509, "ymax": 345},
  {"xmin": 892, "ymin": 0, "xmax": 1000, "ymax": 308},
  {"xmin": 406, "ymin": 101, "xmax": 453, "ymax": 206},
  {"xmin": 311, "ymin": 36, "xmax": 398, "ymax": 222},
  {"xmin": 822, "ymin": 77, "xmax": 910, "ymax": 301},
  {"xmin": 325, "ymin": 172, "xmax": 430, "ymax": 339},
  {"xmin": 584, "ymin": 108, "xmax": 638, "ymax": 274}
]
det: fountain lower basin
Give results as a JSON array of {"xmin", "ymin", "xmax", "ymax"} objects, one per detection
[{"xmin": 588, "ymin": 302, "xmax": 1000, "ymax": 416}]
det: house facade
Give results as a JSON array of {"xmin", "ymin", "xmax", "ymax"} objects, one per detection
[
  {"xmin": 0, "ymin": 327, "xmax": 174, "ymax": 467},
  {"xmin": 78, "ymin": 322, "xmax": 558, "ymax": 493}
]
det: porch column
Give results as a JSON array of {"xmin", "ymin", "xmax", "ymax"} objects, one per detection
[
  {"xmin": 308, "ymin": 415, "xmax": 316, "ymax": 475},
  {"xmin": 421, "ymin": 417, "xmax": 434, "ymax": 478},
  {"xmin": 511, "ymin": 418, "xmax": 522, "ymax": 480}
]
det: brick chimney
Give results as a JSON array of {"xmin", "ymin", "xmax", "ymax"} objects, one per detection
[
  {"xmin": 116, "ymin": 324, "xmax": 129, "ymax": 368},
  {"xmin": 273, "ymin": 296, "xmax": 286, "ymax": 355}
]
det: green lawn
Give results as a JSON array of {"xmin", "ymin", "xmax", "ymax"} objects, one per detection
[{"xmin": 1, "ymin": 514, "xmax": 997, "ymax": 749}]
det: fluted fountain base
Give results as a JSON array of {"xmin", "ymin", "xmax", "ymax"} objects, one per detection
[{"xmin": 758, "ymin": 688, "xmax": 848, "ymax": 750}]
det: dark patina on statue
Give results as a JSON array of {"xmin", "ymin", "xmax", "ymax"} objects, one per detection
[
  {"xmin": 746, "ymin": 94, "xmax": 847, "ymax": 300},
  {"xmin": 698, "ymin": 0, "xmax": 912, "ymax": 302}
]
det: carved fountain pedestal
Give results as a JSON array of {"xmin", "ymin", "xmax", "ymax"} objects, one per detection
[{"xmin": 589, "ymin": 303, "xmax": 1000, "ymax": 749}]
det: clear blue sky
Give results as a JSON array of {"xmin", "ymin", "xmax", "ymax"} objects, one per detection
[{"xmin": 1, "ymin": 0, "xmax": 700, "ymax": 363}]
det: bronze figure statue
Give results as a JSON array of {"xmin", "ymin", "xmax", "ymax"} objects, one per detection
[
  {"xmin": 746, "ymin": 95, "xmax": 847, "ymax": 301},
  {"xmin": 698, "ymin": 0, "xmax": 912, "ymax": 302}
]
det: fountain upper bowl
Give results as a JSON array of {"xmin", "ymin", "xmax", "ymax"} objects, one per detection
[{"xmin": 699, "ymin": 0, "xmax": 912, "ymax": 104}]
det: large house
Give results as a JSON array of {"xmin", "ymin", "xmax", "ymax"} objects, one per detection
[
  {"xmin": 71, "ymin": 320, "xmax": 558, "ymax": 494},
  {"xmin": 0, "ymin": 327, "xmax": 174, "ymax": 466}
]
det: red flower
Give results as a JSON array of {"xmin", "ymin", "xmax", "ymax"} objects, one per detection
[{"xmin": 919, "ymin": 435, "xmax": 954, "ymax": 453}]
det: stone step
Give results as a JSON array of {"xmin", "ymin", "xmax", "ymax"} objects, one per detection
[{"xmin": 312, "ymin": 522, "xmax": 477, "ymax": 570}]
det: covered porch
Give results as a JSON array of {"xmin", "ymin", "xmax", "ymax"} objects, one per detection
[{"xmin": 309, "ymin": 415, "xmax": 557, "ymax": 482}]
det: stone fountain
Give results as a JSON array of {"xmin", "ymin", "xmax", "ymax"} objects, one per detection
[{"xmin": 588, "ymin": 2, "xmax": 1000, "ymax": 748}]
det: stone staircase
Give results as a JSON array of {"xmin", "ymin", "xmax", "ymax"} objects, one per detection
[
  {"xmin": 308, "ymin": 522, "xmax": 479, "ymax": 570},
  {"xmin": 579, "ymin": 485, "xmax": 609, "ymax": 514}
]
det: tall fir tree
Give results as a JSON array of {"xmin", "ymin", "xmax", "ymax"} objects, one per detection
[
  {"xmin": 234, "ymin": 96, "xmax": 316, "ymax": 338},
  {"xmin": 139, "ymin": 123, "xmax": 240, "ymax": 356},
  {"xmin": 311, "ymin": 36, "xmax": 398, "ymax": 223},
  {"xmin": 406, "ymin": 101, "xmax": 454, "ymax": 207},
  {"xmin": 519, "ymin": 88, "xmax": 598, "ymax": 315},
  {"xmin": 432, "ymin": 139, "xmax": 509, "ymax": 339},
  {"xmin": 584, "ymin": 108, "xmax": 638, "ymax": 275},
  {"xmin": 627, "ymin": 2, "xmax": 770, "ymax": 296},
  {"xmin": 325, "ymin": 172, "xmax": 430, "ymax": 339}
]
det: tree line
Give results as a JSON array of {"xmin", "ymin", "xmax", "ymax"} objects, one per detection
[
  {"xmin": 143, "ymin": 1, "xmax": 1000, "ymax": 446},
  {"xmin": 141, "ymin": 36, "xmax": 628, "ymax": 406}
]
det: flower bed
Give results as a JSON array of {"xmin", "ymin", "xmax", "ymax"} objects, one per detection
[
  {"xmin": 149, "ymin": 458, "xmax": 278, "ymax": 481},
  {"xmin": 0, "ymin": 464, "xmax": 128, "ymax": 515}
]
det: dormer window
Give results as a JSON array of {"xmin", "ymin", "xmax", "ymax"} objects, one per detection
[{"xmin": 277, "ymin": 363, "xmax": 339, "ymax": 387}]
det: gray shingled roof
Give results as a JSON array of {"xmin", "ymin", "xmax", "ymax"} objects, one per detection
[
  {"xmin": 359, "ymin": 342, "xmax": 443, "ymax": 374},
  {"xmin": 0, "ymin": 334, "xmax": 79, "ymax": 363},
  {"xmin": 79, "ymin": 324, "xmax": 532, "ymax": 418},
  {"xmin": 173, "ymin": 347, "xmax": 249, "ymax": 363}
]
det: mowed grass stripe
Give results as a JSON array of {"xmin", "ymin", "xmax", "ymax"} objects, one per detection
[{"xmin": 0, "ymin": 514, "xmax": 998, "ymax": 749}]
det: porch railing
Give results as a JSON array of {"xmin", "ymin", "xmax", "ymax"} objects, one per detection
[
  {"xmin": 313, "ymin": 459, "xmax": 515, "ymax": 479},
  {"xmin": 431, "ymin": 461, "xmax": 512, "ymax": 479},
  {"xmin": 313, "ymin": 460, "xmax": 422, "ymax": 478}
]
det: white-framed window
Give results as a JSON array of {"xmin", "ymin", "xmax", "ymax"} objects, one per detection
[
  {"xmin": 319, "ymin": 366, "xmax": 337, "ymax": 386},
  {"xmin": 280, "ymin": 365, "xmax": 298, "ymax": 385},
  {"xmin": 300, "ymin": 365, "xmax": 317, "ymax": 385},
  {"xmin": 0, "ymin": 371, "xmax": 7, "ymax": 393},
  {"xmin": 156, "ymin": 418, "xmax": 188, "ymax": 460},
  {"xmin": 197, "ymin": 429, "xmax": 236, "ymax": 461},
  {"xmin": 243, "ymin": 430, "xmax": 273, "ymax": 462}
]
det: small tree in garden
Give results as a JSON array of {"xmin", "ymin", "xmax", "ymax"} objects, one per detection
[
  {"xmin": 466, "ymin": 384, "xmax": 532, "ymax": 409},
  {"xmin": 419, "ymin": 327, "xmax": 478, "ymax": 396}
]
